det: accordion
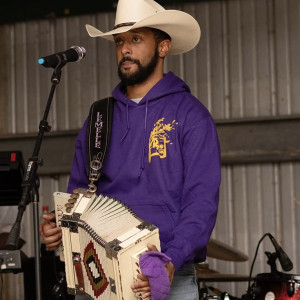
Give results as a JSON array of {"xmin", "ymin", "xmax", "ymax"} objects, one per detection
[{"xmin": 54, "ymin": 190, "xmax": 160, "ymax": 300}]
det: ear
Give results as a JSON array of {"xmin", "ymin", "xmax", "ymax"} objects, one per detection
[{"xmin": 158, "ymin": 40, "xmax": 172, "ymax": 58}]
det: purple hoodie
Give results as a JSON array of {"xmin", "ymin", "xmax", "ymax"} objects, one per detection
[{"xmin": 68, "ymin": 71, "xmax": 221, "ymax": 271}]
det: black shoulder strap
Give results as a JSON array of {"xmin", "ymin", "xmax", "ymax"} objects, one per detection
[{"xmin": 86, "ymin": 97, "xmax": 114, "ymax": 189}]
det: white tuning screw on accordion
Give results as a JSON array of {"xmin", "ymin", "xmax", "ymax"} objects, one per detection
[{"xmin": 54, "ymin": 190, "xmax": 160, "ymax": 300}]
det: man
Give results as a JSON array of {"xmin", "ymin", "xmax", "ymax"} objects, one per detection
[{"xmin": 41, "ymin": 0, "xmax": 221, "ymax": 299}]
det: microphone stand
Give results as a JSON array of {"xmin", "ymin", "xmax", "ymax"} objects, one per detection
[{"xmin": 5, "ymin": 59, "xmax": 66, "ymax": 300}]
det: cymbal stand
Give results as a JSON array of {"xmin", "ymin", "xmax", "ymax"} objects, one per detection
[{"xmin": 199, "ymin": 282, "xmax": 209, "ymax": 300}]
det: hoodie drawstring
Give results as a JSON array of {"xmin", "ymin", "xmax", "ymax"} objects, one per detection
[
  {"xmin": 139, "ymin": 98, "xmax": 149, "ymax": 177},
  {"xmin": 119, "ymin": 98, "xmax": 149, "ymax": 177},
  {"xmin": 121, "ymin": 102, "xmax": 130, "ymax": 141}
]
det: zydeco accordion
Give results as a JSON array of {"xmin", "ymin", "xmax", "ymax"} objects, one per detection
[{"xmin": 54, "ymin": 190, "xmax": 160, "ymax": 300}]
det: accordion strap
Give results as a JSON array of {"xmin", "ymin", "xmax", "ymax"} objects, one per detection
[
  {"xmin": 86, "ymin": 97, "xmax": 114, "ymax": 193},
  {"xmin": 73, "ymin": 253, "xmax": 85, "ymax": 294}
]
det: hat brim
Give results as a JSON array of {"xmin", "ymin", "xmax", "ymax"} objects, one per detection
[{"xmin": 86, "ymin": 10, "xmax": 201, "ymax": 55}]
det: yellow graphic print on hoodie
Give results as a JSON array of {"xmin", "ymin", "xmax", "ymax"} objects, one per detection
[{"xmin": 148, "ymin": 118, "xmax": 178, "ymax": 163}]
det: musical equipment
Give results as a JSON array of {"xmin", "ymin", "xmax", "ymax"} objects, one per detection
[
  {"xmin": 249, "ymin": 272, "xmax": 300, "ymax": 300},
  {"xmin": 207, "ymin": 238, "xmax": 248, "ymax": 262},
  {"xmin": 198, "ymin": 283, "xmax": 220, "ymax": 300},
  {"xmin": 199, "ymin": 283, "xmax": 239, "ymax": 300},
  {"xmin": 54, "ymin": 190, "xmax": 160, "ymax": 300},
  {"xmin": 267, "ymin": 233, "xmax": 293, "ymax": 272},
  {"xmin": 0, "ymin": 151, "xmax": 24, "ymax": 206},
  {"xmin": 38, "ymin": 46, "xmax": 86, "ymax": 68}
]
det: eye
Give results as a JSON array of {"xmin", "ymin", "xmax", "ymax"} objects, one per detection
[
  {"xmin": 114, "ymin": 38, "xmax": 123, "ymax": 46},
  {"xmin": 132, "ymin": 36, "xmax": 141, "ymax": 43}
]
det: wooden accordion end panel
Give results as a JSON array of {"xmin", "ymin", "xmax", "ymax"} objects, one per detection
[{"xmin": 54, "ymin": 191, "xmax": 160, "ymax": 300}]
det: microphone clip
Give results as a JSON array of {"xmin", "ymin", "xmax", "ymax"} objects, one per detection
[
  {"xmin": 265, "ymin": 251, "xmax": 279, "ymax": 274},
  {"xmin": 51, "ymin": 56, "xmax": 66, "ymax": 84}
]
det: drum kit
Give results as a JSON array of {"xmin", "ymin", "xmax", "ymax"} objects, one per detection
[{"xmin": 197, "ymin": 238, "xmax": 300, "ymax": 300}]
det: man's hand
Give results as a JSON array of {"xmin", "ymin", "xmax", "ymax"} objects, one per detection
[
  {"xmin": 165, "ymin": 259, "xmax": 175, "ymax": 284},
  {"xmin": 147, "ymin": 244, "xmax": 175, "ymax": 284},
  {"xmin": 130, "ymin": 243, "xmax": 175, "ymax": 299},
  {"xmin": 131, "ymin": 272, "xmax": 151, "ymax": 299},
  {"xmin": 39, "ymin": 212, "xmax": 62, "ymax": 251}
]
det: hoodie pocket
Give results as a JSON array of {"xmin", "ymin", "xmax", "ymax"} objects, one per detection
[{"xmin": 129, "ymin": 203, "xmax": 175, "ymax": 245}]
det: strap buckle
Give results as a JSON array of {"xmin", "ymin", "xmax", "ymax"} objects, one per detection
[{"xmin": 88, "ymin": 159, "xmax": 102, "ymax": 193}]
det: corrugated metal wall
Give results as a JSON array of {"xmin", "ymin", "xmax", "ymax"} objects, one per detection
[{"xmin": 1, "ymin": 0, "xmax": 300, "ymax": 298}]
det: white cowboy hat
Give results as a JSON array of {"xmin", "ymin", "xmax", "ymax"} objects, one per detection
[{"xmin": 85, "ymin": 0, "xmax": 201, "ymax": 55}]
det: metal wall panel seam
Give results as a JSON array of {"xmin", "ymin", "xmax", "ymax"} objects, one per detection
[
  {"xmin": 287, "ymin": 163, "xmax": 297, "ymax": 267},
  {"xmin": 252, "ymin": 0, "xmax": 259, "ymax": 117},
  {"xmin": 31, "ymin": 21, "xmax": 42, "ymax": 133},
  {"xmin": 236, "ymin": 1, "xmax": 243, "ymax": 118},
  {"xmin": 222, "ymin": 1, "xmax": 230, "ymax": 119},
  {"xmin": 293, "ymin": 163, "xmax": 300, "ymax": 269},
  {"xmin": 274, "ymin": 0, "xmax": 291, "ymax": 115},
  {"xmin": 267, "ymin": 0, "xmax": 278, "ymax": 116},
  {"xmin": 62, "ymin": 18, "xmax": 70, "ymax": 130},
  {"xmin": 50, "ymin": 19, "xmax": 58, "ymax": 131},
  {"xmin": 227, "ymin": 0, "xmax": 244, "ymax": 118},
  {"xmin": 205, "ymin": 2, "xmax": 212, "ymax": 113},
  {"xmin": 273, "ymin": 164, "xmax": 283, "ymax": 242}
]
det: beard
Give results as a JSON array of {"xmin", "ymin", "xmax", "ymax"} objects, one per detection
[{"xmin": 118, "ymin": 48, "xmax": 159, "ymax": 86}]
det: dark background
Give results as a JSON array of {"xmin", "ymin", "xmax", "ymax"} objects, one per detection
[{"xmin": 0, "ymin": 0, "xmax": 203, "ymax": 25}]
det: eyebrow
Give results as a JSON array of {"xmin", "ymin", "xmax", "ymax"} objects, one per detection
[
  {"xmin": 130, "ymin": 29, "xmax": 145, "ymax": 34},
  {"xmin": 113, "ymin": 28, "xmax": 150, "ymax": 40}
]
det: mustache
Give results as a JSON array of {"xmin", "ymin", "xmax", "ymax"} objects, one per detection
[{"xmin": 119, "ymin": 57, "xmax": 140, "ymax": 67}]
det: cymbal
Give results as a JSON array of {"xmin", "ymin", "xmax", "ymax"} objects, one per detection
[
  {"xmin": 196, "ymin": 262, "xmax": 250, "ymax": 282},
  {"xmin": 207, "ymin": 238, "xmax": 249, "ymax": 262}
]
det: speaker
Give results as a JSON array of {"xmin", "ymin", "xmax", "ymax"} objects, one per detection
[{"xmin": 0, "ymin": 151, "xmax": 24, "ymax": 206}]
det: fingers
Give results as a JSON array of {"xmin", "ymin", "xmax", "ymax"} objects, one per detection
[
  {"xmin": 146, "ymin": 243, "xmax": 158, "ymax": 252},
  {"xmin": 131, "ymin": 274, "xmax": 150, "ymax": 297},
  {"xmin": 132, "ymin": 243, "xmax": 161, "ymax": 299},
  {"xmin": 40, "ymin": 238, "xmax": 61, "ymax": 251},
  {"xmin": 42, "ymin": 223, "xmax": 61, "ymax": 238},
  {"xmin": 42, "ymin": 212, "xmax": 56, "ymax": 222},
  {"xmin": 142, "ymin": 292, "xmax": 151, "ymax": 299},
  {"xmin": 136, "ymin": 273, "xmax": 148, "ymax": 281},
  {"xmin": 40, "ymin": 212, "xmax": 61, "ymax": 251},
  {"xmin": 141, "ymin": 291, "xmax": 150, "ymax": 299},
  {"xmin": 41, "ymin": 226, "xmax": 62, "ymax": 250}
]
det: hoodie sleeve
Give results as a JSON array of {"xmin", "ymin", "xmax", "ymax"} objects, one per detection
[
  {"xmin": 164, "ymin": 115, "xmax": 221, "ymax": 271},
  {"xmin": 67, "ymin": 119, "xmax": 90, "ymax": 194}
]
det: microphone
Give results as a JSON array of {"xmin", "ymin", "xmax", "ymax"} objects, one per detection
[
  {"xmin": 38, "ymin": 46, "xmax": 86, "ymax": 68},
  {"xmin": 268, "ymin": 233, "xmax": 293, "ymax": 271}
]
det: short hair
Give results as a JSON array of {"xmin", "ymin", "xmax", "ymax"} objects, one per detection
[{"xmin": 148, "ymin": 27, "xmax": 172, "ymax": 44}]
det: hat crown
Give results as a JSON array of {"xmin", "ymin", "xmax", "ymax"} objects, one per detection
[{"xmin": 115, "ymin": 0, "xmax": 165, "ymax": 26}]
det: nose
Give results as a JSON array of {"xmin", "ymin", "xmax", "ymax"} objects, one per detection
[{"xmin": 121, "ymin": 40, "xmax": 132, "ymax": 56}]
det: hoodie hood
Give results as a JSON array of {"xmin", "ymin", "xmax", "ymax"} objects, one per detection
[
  {"xmin": 111, "ymin": 72, "xmax": 191, "ymax": 176},
  {"xmin": 112, "ymin": 71, "xmax": 191, "ymax": 106}
]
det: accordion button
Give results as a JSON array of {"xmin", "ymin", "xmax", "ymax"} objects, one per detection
[
  {"xmin": 68, "ymin": 198, "xmax": 77, "ymax": 204},
  {"xmin": 70, "ymin": 193, "xmax": 79, "ymax": 199}
]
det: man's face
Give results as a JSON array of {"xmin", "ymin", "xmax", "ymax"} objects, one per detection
[{"xmin": 114, "ymin": 28, "xmax": 159, "ymax": 86}]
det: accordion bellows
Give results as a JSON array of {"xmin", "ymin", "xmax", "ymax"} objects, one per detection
[{"xmin": 54, "ymin": 190, "xmax": 160, "ymax": 300}]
